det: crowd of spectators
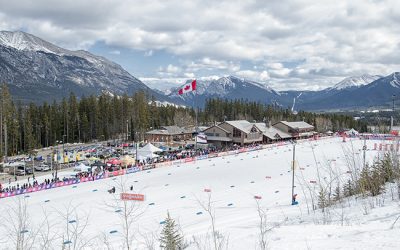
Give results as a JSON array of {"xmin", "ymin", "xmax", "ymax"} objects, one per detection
[{"xmin": 0, "ymin": 142, "xmax": 262, "ymax": 195}]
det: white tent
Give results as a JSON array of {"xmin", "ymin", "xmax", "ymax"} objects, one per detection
[
  {"xmin": 73, "ymin": 162, "xmax": 90, "ymax": 172},
  {"xmin": 137, "ymin": 153, "xmax": 159, "ymax": 161},
  {"xmin": 137, "ymin": 143, "xmax": 162, "ymax": 160},
  {"xmin": 345, "ymin": 128, "xmax": 359, "ymax": 136}
]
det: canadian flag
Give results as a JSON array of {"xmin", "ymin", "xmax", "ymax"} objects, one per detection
[{"xmin": 178, "ymin": 80, "xmax": 196, "ymax": 95}]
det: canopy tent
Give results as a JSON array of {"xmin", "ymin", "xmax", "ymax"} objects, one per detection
[
  {"xmin": 137, "ymin": 143, "xmax": 162, "ymax": 160},
  {"xmin": 141, "ymin": 143, "xmax": 162, "ymax": 153},
  {"xmin": 137, "ymin": 153, "xmax": 159, "ymax": 161},
  {"xmin": 91, "ymin": 161, "xmax": 106, "ymax": 167},
  {"xmin": 345, "ymin": 128, "xmax": 359, "ymax": 136},
  {"xmin": 121, "ymin": 155, "xmax": 136, "ymax": 166},
  {"xmin": 106, "ymin": 158, "xmax": 121, "ymax": 165},
  {"xmin": 74, "ymin": 163, "xmax": 90, "ymax": 172}
]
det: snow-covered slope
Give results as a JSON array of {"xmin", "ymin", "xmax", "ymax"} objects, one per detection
[
  {"xmin": 167, "ymin": 75, "xmax": 281, "ymax": 107},
  {"xmin": 1, "ymin": 138, "xmax": 399, "ymax": 249},
  {"xmin": 0, "ymin": 31, "xmax": 165, "ymax": 103},
  {"xmin": 331, "ymin": 74, "xmax": 382, "ymax": 90},
  {"xmin": 0, "ymin": 30, "xmax": 64, "ymax": 54}
]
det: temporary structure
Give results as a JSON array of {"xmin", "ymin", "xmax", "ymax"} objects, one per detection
[
  {"xmin": 106, "ymin": 158, "xmax": 121, "ymax": 165},
  {"xmin": 137, "ymin": 153, "xmax": 159, "ymax": 161},
  {"xmin": 137, "ymin": 143, "xmax": 162, "ymax": 160},
  {"xmin": 344, "ymin": 128, "xmax": 359, "ymax": 136},
  {"xmin": 121, "ymin": 155, "xmax": 136, "ymax": 166},
  {"xmin": 74, "ymin": 162, "xmax": 90, "ymax": 172}
]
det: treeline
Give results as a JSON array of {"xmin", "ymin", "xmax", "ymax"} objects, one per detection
[
  {"xmin": 202, "ymin": 98, "xmax": 367, "ymax": 132},
  {"xmin": 0, "ymin": 84, "xmax": 366, "ymax": 157}
]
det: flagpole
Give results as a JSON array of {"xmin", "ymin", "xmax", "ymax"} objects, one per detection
[
  {"xmin": 194, "ymin": 79, "xmax": 198, "ymax": 151},
  {"xmin": 291, "ymin": 140, "xmax": 296, "ymax": 205}
]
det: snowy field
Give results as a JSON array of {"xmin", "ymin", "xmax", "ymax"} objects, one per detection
[{"xmin": 1, "ymin": 137, "xmax": 400, "ymax": 249}]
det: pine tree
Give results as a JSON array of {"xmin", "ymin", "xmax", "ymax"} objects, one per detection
[
  {"xmin": 333, "ymin": 184, "xmax": 341, "ymax": 202},
  {"xmin": 318, "ymin": 188, "xmax": 328, "ymax": 211},
  {"xmin": 159, "ymin": 212, "xmax": 184, "ymax": 250},
  {"xmin": 359, "ymin": 164, "xmax": 371, "ymax": 196},
  {"xmin": 370, "ymin": 162, "xmax": 384, "ymax": 196},
  {"xmin": 343, "ymin": 179, "xmax": 353, "ymax": 197}
]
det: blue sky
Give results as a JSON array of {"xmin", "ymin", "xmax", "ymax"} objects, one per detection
[{"xmin": 0, "ymin": 0, "xmax": 399, "ymax": 91}]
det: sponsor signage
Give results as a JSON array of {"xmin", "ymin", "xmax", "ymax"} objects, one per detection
[{"xmin": 120, "ymin": 193, "xmax": 145, "ymax": 201}]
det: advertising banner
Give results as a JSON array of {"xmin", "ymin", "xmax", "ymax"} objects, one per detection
[{"xmin": 120, "ymin": 193, "xmax": 145, "ymax": 201}]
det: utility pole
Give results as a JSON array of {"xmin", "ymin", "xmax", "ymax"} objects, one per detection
[
  {"xmin": 136, "ymin": 142, "xmax": 138, "ymax": 166},
  {"xmin": 77, "ymin": 116, "xmax": 81, "ymax": 143},
  {"xmin": 126, "ymin": 119, "xmax": 129, "ymax": 142},
  {"xmin": 0, "ymin": 84, "xmax": 3, "ymax": 159},
  {"xmin": 291, "ymin": 141, "xmax": 296, "ymax": 205},
  {"xmin": 391, "ymin": 94, "xmax": 395, "ymax": 131},
  {"xmin": 50, "ymin": 148, "xmax": 53, "ymax": 173},
  {"xmin": 4, "ymin": 121, "xmax": 7, "ymax": 163},
  {"xmin": 363, "ymin": 136, "xmax": 367, "ymax": 170}
]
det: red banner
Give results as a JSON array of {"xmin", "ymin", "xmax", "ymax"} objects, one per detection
[
  {"xmin": 120, "ymin": 193, "xmax": 145, "ymax": 201},
  {"xmin": 185, "ymin": 157, "xmax": 195, "ymax": 163}
]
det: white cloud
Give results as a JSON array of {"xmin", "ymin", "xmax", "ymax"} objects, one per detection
[
  {"xmin": 187, "ymin": 58, "xmax": 240, "ymax": 72},
  {"xmin": 0, "ymin": 0, "xmax": 399, "ymax": 89},
  {"xmin": 144, "ymin": 50, "xmax": 153, "ymax": 57},
  {"xmin": 166, "ymin": 64, "xmax": 180, "ymax": 74},
  {"xmin": 235, "ymin": 70, "xmax": 270, "ymax": 82},
  {"xmin": 184, "ymin": 72, "xmax": 195, "ymax": 78},
  {"xmin": 109, "ymin": 50, "xmax": 120, "ymax": 55}
]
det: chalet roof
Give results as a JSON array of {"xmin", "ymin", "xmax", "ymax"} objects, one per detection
[
  {"xmin": 146, "ymin": 125, "xmax": 192, "ymax": 135},
  {"xmin": 203, "ymin": 124, "xmax": 230, "ymax": 134},
  {"xmin": 254, "ymin": 123, "xmax": 292, "ymax": 139},
  {"xmin": 224, "ymin": 120, "xmax": 260, "ymax": 134},
  {"xmin": 276, "ymin": 121, "xmax": 314, "ymax": 130}
]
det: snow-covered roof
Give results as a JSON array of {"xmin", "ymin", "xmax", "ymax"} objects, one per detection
[
  {"xmin": 146, "ymin": 126, "xmax": 192, "ymax": 135},
  {"xmin": 254, "ymin": 123, "xmax": 292, "ymax": 139},
  {"xmin": 277, "ymin": 121, "xmax": 314, "ymax": 130},
  {"xmin": 203, "ymin": 124, "xmax": 230, "ymax": 134},
  {"xmin": 224, "ymin": 120, "xmax": 259, "ymax": 134}
]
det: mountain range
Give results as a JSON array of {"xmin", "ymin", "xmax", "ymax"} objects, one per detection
[
  {"xmin": 0, "ymin": 31, "xmax": 164, "ymax": 103},
  {"xmin": 167, "ymin": 73, "xmax": 399, "ymax": 111},
  {"xmin": 0, "ymin": 31, "xmax": 398, "ymax": 111}
]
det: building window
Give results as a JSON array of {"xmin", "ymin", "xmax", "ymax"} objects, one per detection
[{"xmin": 233, "ymin": 128, "xmax": 241, "ymax": 138}]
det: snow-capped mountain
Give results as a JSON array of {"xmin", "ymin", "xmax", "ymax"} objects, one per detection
[
  {"xmin": 1, "ymin": 30, "xmax": 397, "ymax": 111},
  {"xmin": 282, "ymin": 73, "xmax": 399, "ymax": 110},
  {"xmin": 368, "ymin": 72, "xmax": 400, "ymax": 89},
  {"xmin": 167, "ymin": 76, "xmax": 281, "ymax": 107},
  {"xmin": 164, "ymin": 73, "xmax": 400, "ymax": 110},
  {"xmin": 330, "ymin": 74, "xmax": 382, "ymax": 90},
  {"xmin": 0, "ymin": 31, "xmax": 164, "ymax": 103}
]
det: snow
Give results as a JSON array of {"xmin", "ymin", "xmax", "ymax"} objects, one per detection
[
  {"xmin": 1, "ymin": 137, "xmax": 400, "ymax": 249},
  {"xmin": 152, "ymin": 100, "xmax": 186, "ymax": 108},
  {"xmin": 389, "ymin": 72, "xmax": 400, "ymax": 88},
  {"xmin": 332, "ymin": 74, "xmax": 381, "ymax": 90},
  {"xmin": 0, "ymin": 31, "xmax": 123, "ymax": 74},
  {"xmin": 169, "ymin": 75, "xmax": 279, "ymax": 100}
]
